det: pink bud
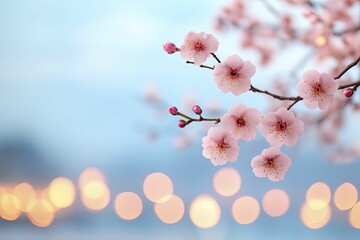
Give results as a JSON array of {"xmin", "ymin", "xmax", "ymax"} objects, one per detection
[
  {"xmin": 168, "ymin": 106, "xmax": 179, "ymax": 115},
  {"xmin": 163, "ymin": 42, "xmax": 178, "ymax": 54},
  {"xmin": 178, "ymin": 120, "xmax": 187, "ymax": 128},
  {"xmin": 343, "ymin": 88, "xmax": 353, "ymax": 97},
  {"xmin": 192, "ymin": 105, "xmax": 202, "ymax": 115}
]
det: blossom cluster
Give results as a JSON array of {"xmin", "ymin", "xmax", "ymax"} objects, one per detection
[{"xmin": 164, "ymin": 30, "xmax": 359, "ymax": 182}]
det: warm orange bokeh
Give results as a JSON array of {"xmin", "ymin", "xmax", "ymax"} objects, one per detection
[
  {"xmin": 300, "ymin": 203, "xmax": 331, "ymax": 229},
  {"xmin": 27, "ymin": 199, "xmax": 55, "ymax": 227},
  {"xmin": 143, "ymin": 172, "xmax": 173, "ymax": 203},
  {"xmin": 154, "ymin": 195, "xmax": 184, "ymax": 224},
  {"xmin": 232, "ymin": 196, "xmax": 260, "ymax": 224},
  {"xmin": 0, "ymin": 191, "xmax": 21, "ymax": 221},
  {"xmin": 262, "ymin": 189, "xmax": 290, "ymax": 217},
  {"xmin": 114, "ymin": 192, "xmax": 142, "ymax": 220},
  {"xmin": 349, "ymin": 201, "xmax": 360, "ymax": 229},
  {"xmin": 334, "ymin": 182, "xmax": 358, "ymax": 211},
  {"xmin": 306, "ymin": 182, "xmax": 331, "ymax": 210},
  {"xmin": 81, "ymin": 180, "xmax": 110, "ymax": 211},
  {"xmin": 189, "ymin": 195, "xmax": 221, "ymax": 229},
  {"xmin": 13, "ymin": 182, "xmax": 36, "ymax": 212},
  {"xmin": 213, "ymin": 167, "xmax": 241, "ymax": 197},
  {"xmin": 48, "ymin": 177, "xmax": 76, "ymax": 209}
]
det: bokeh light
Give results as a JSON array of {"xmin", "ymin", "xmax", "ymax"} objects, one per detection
[
  {"xmin": 315, "ymin": 35, "xmax": 327, "ymax": 47},
  {"xmin": 79, "ymin": 168, "xmax": 110, "ymax": 211},
  {"xmin": 114, "ymin": 192, "xmax": 142, "ymax": 220},
  {"xmin": 81, "ymin": 180, "xmax": 110, "ymax": 211},
  {"xmin": 0, "ymin": 192, "xmax": 21, "ymax": 221},
  {"xmin": 27, "ymin": 199, "xmax": 55, "ymax": 227},
  {"xmin": 189, "ymin": 195, "xmax": 221, "ymax": 229},
  {"xmin": 334, "ymin": 182, "xmax": 358, "ymax": 211},
  {"xmin": 213, "ymin": 167, "xmax": 241, "ymax": 197},
  {"xmin": 48, "ymin": 177, "xmax": 76, "ymax": 209},
  {"xmin": 349, "ymin": 201, "xmax": 360, "ymax": 229},
  {"xmin": 232, "ymin": 196, "xmax": 260, "ymax": 224},
  {"xmin": 13, "ymin": 182, "xmax": 36, "ymax": 212},
  {"xmin": 143, "ymin": 172, "xmax": 173, "ymax": 203},
  {"xmin": 300, "ymin": 203, "xmax": 331, "ymax": 229},
  {"xmin": 78, "ymin": 167, "xmax": 106, "ymax": 189},
  {"xmin": 262, "ymin": 189, "xmax": 290, "ymax": 217},
  {"xmin": 154, "ymin": 195, "xmax": 185, "ymax": 224},
  {"xmin": 306, "ymin": 182, "xmax": 331, "ymax": 210}
]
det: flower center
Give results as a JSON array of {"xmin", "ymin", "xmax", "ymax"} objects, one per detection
[
  {"xmin": 236, "ymin": 118, "xmax": 246, "ymax": 127},
  {"xmin": 217, "ymin": 138, "xmax": 230, "ymax": 151},
  {"xmin": 194, "ymin": 42, "xmax": 204, "ymax": 51},
  {"xmin": 264, "ymin": 157, "xmax": 279, "ymax": 171},
  {"xmin": 313, "ymin": 83, "xmax": 324, "ymax": 95},
  {"xmin": 276, "ymin": 120, "xmax": 287, "ymax": 131},
  {"xmin": 229, "ymin": 69, "xmax": 239, "ymax": 79}
]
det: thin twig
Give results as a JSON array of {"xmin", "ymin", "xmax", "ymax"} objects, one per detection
[
  {"xmin": 186, "ymin": 61, "xmax": 215, "ymax": 70},
  {"xmin": 334, "ymin": 55, "xmax": 360, "ymax": 79},
  {"xmin": 211, "ymin": 53, "xmax": 221, "ymax": 63},
  {"xmin": 259, "ymin": 0, "xmax": 281, "ymax": 17}
]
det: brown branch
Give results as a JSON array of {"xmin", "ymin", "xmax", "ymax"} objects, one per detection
[
  {"xmin": 250, "ymin": 85, "xmax": 302, "ymax": 101},
  {"xmin": 178, "ymin": 112, "xmax": 221, "ymax": 126},
  {"xmin": 333, "ymin": 25, "xmax": 360, "ymax": 36},
  {"xmin": 334, "ymin": 55, "xmax": 360, "ymax": 79},
  {"xmin": 338, "ymin": 80, "xmax": 360, "ymax": 90},
  {"xmin": 211, "ymin": 53, "xmax": 221, "ymax": 63},
  {"xmin": 186, "ymin": 61, "xmax": 215, "ymax": 70}
]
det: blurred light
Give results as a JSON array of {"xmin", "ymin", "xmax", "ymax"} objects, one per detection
[
  {"xmin": 27, "ymin": 199, "xmax": 55, "ymax": 227},
  {"xmin": 300, "ymin": 203, "xmax": 331, "ymax": 229},
  {"xmin": 213, "ymin": 167, "xmax": 241, "ymax": 197},
  {"xmin": 81, "ymin": 180, "xmax": 110, "ymax": 211},
  {"xmin": 143, "ymin": 172, "xmax": 173, "ymax": 203},
  {"xmin": 262, "ymin": 189, "xmax": 290, "ymax": 217},
  {"xmin": 306, "ymin": 182, "xmax": 331, "ymax": 210},
  {"xmin": 48, "ymin": 177, "xmax": 76, "ymax": 209},
  {"xmin": 41, "ymin": 188, "xmax": 59, "ymax": 212},
  {"xmin": 114, "ymin": 192, "xmax": 142, "ymax": 220},
  {"xmin": 232, "ymin": 196, "xmax": 260, "ymax": 224},
  {"xmin": 315, "ymin": 35, "xmax": 327, "ymax": 47},
  {"xmin": 189, "ymin": 195, "xmax": 221, "ymax": 229},
  {"xmin": 0, "ymin": 192, "xmax": 21, "ymax": 221},
  {"xmin": 334, "ymin": 182, "xmax": 358, "ymax": 211},
  {"xmin": 154, "ymin": 195, "xmax": 184, "ymax": 224},
  {"xmin": 78, "ymin": 167, "xmax": 106, "ymax": 189},
  {"xmin": 349, "ymin": 201, "xmax": 360, "ymax": 229},
  {"xmin": 13, "ymin": 183, "xmax": 36, "ymax": 212}
]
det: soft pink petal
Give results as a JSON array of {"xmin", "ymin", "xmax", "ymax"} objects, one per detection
[{"xmin": 241, "ymin": 61, "xmax": 256, "ymax": 78}]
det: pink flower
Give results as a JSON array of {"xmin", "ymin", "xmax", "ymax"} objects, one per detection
[
  {"xmin": 259, "ymin": 107, "xmax": 304, "ymax": 147},
  {"xmin": 163, "ymin": 42, "xmax": 178, "ymax": 54},
  {"xmin": 202, "ymin": 127, "xmax": 239, "ymax": 166},
  {"xmin": 221, "ymin": 104, "xmax": 261, "ymax": 141},
  {"xmin": 180, "ymin": 31, "xmax": 219, "ymax": 66},
  {"xmin": 214, "ymin": 55, "xmax": 255, "ymax": 95},
  {"xmin": 296, "ymin": 70, "xmax": 338, "ymax": 110},
  {"xmin": 251, "ymin": 147, "xmax": 292, "ymax": 182}
]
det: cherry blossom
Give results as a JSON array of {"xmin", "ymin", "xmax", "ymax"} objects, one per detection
[
  {"xmin": 259, "ymin": 107, "xmax": 304, "ymax": 147},
  {"xmin": 251, "ymin": 147, "xmax": 292, "ymax": 182},
  {"xmin": 296, "ymin": 69, "xmax": 339, "ymax": 110},
  {"xmin": 180, "ymin": 31, "xmax": 219, "ymax": 66},
  {"xmin": 214, "ymin": 55, "xmax": 256, "ymax": 95},
  {"xmin": 202, "ymin": 127, "xmax": 239, "ymax": 166},
  {"xmin": 221, "ymin": 104, "xmax": 261, "ymax": 141}
]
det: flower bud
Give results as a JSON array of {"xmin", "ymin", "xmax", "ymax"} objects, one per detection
[
  {"xmin": 168, "ymin": 106, "xmax": 179, "ymax": 116},
  {"xmin": 178, "ymin": 120, "xmax": 187, "ymax": 128},
  {"xmin": 163, "ymin": 42, "xmax": 178, "ymax": 54},
  {"xmin": 343, "ymin": 88, "xmax": 353, "ymax": 98},
  {"xmin": 192, "ymin": 105, "xmax": 202, "ymax": 115}
]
